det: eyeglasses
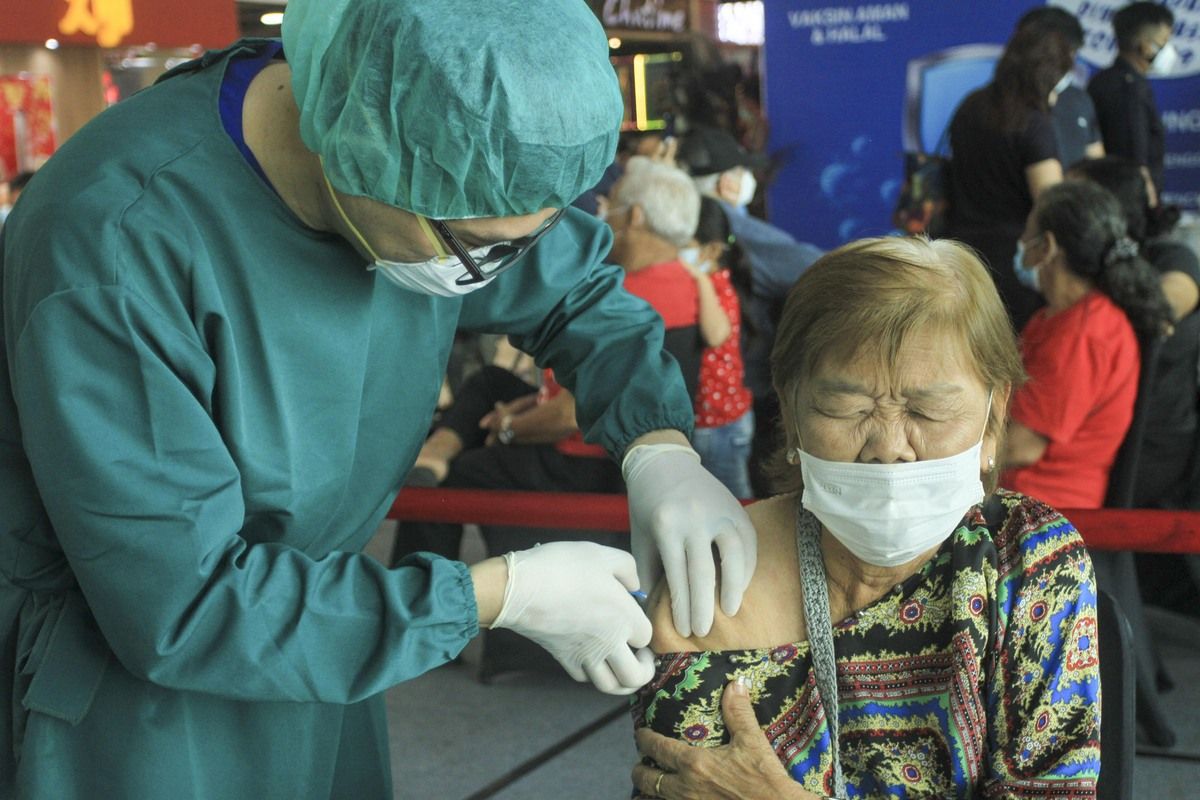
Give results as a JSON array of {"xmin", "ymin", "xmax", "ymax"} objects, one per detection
[{"xmin": 424, "ymin": 208, "xmax": 567, "ymax": 286}]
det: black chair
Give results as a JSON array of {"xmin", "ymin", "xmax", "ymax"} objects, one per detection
[
  {"xmin": 1091, "ymin": 334, "xmax": 1177, "ymax": 747},
  {"xmin": 1096, "ymin": 589, "xmax": 1136, "ymax": 800},
  {"xmin": 1104, "ymin": 335, "xmax": 1163, "ymax": 509}
]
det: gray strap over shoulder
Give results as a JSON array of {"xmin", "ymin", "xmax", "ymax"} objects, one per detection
[{"xmin": 796, "ymin": 506, "xmax": 848, "ymax": 800}]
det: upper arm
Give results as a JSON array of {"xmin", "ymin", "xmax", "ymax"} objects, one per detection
[
  {"xmin": 1002, "ymin": 419, "xmax": 1049, "ymax": 468},
  {"xmin": 1025, "ymin": 159, "xmax": 1062, "ymax": 200},
  {"xmin": 1009, "ymin": 327, "xmax": 1105, "ymax": 445},
  {"xmin": 1161, "ymin": 270, "xmax": 1200, "ymax": 321},
  {"xmin": 985, "ymin": 515, "xmax": 1099, "ymax": 792},
  {"xmin": 648, "ymin": 496, "xmax": 801, "ymax": 653}
]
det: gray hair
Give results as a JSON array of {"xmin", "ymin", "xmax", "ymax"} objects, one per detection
[{"xmin": 612, "ymin": 156, "xmax": 700, "ymax": 247}]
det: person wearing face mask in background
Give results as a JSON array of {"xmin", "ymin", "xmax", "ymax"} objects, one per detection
[
  {"xmin": 678, "ymin": 196, "xmax": 756, "ymax": 499},
  {"xmin": 1088, "ymin": 2, "xmax": 1177, "ymax": 199},
  {"xmin": 946, "ymin": 23, "xmax": 1074, "ymax": 333},
  {"xmin": 1016, "ymin": 8, "xmax": 1106, "ymax": 168},
  {"xmin": 0, "ymin": 1, "xmax": 761, "ymax": 796},
  {"xmin": 1002, "ymin": 181, "xmax": 1173, "ymax": 509},
  {"xmin": 678, "ymin": 125, "xmax": 824, "ymax": 498},
  {"xmin": 1005, "ymin": 181, "xmax": 1179, "ymax": 751},
  {"xmin": 629, "ymin": 236, "xmax": 1100, "ymax": 799}
]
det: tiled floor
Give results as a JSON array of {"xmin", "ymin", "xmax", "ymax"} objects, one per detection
[{"xmin": 369, "ymin": 524, "xmax": 1200, "ymax": 799}]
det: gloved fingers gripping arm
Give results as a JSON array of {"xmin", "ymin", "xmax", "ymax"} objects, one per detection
[
  {"xmin": 584, "ymin": 647, "xmax": 656, "ymax": 695},
  {"xmin": 485, "ymin": 542, "xmax": 655, "ymax": 695},
  {"xmin": 623, "ymin": 440, "xmax": 758, "ymax": 639},
  {"xmin": 713, "ymin": 520, "xmax": 754, "ymax": 624}
]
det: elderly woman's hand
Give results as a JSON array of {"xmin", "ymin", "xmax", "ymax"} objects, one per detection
[{"xmin": 631, "ymin": 680, "xmax": 821, "ymax": 799}]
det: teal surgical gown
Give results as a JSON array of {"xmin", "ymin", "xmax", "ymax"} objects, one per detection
[{"xmin": 0, "ymin": 42, "xmax": 693, "ymax": 798}]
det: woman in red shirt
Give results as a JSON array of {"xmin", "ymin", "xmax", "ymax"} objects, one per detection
[
  {"xmin": 1002, "ymin": 181, "xmax": 1173, "ymax": 507},
  {"xmin": 681, "ymin": 197, "xmax": 756, "ymax": 498}
]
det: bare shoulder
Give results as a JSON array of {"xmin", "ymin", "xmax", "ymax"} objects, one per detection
[{"xmin": 648, "ymin": 494, "xmax": 806, "ymax": 654}]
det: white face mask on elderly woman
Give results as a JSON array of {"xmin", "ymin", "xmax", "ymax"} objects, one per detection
[{"xmin": 797, "ymin": 393, "xmax": 993, "ymax": 567}]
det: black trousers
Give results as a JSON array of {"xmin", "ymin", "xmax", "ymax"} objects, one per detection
[{"xmin": 391, "ymin": 365, "xmax": 626, "ymax": 563}]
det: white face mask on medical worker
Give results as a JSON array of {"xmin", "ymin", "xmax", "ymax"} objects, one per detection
[
  {"xmin": 323, "ymin": 170, "xmax": 498, "ymax": 297},
  {"xmin": 370, "ymin": 245, "xmax": 498, "ymax": 297},
  {"xmin": 796, "ymin": 393, "xmax": 993, "ymax": 567}
]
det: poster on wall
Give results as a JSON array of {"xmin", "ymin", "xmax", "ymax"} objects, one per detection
[
  {"xmin": 763, "ymin": 1, "xmax": 1200, "ymax": 249},
  {"xmin": 0, "ymin": 75, "xmax": 57, "ymax": 181}
]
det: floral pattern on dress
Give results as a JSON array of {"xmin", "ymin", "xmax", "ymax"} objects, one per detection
[{"xmin": 631, "ymin": 491, "xmax": 1100, "ymax": 799}]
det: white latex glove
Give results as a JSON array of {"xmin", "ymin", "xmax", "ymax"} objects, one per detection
[
  {"xmin": 623, "ymin": 443, "xmax": 757, "ymax": 638},
  {"xmin": 489, "ymin": 542, "xmax": 655, "ymax": 695}
]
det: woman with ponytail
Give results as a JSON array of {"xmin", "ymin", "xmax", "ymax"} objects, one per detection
[
  {"xmin": 1066, "ymin": 156, "xmax": 1200, "ymax": 508},
  {"xmin": 1002, "ymin": 180, "xmax": 1172, "ymax": 508}
]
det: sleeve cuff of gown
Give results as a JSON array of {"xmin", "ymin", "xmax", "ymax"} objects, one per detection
[{"xmin": 447, "ymin": 557, "xmax": 481, "ymax": 642}]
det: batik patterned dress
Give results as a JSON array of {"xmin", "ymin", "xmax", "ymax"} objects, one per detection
[{"xmin": 632, "ymin": 491, "xmax": 1100, "ymax": 799}]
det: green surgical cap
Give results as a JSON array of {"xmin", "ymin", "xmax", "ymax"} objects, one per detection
[{"xmin": 283, "ymin": 0, "xmax": 624, "ymax": 219}]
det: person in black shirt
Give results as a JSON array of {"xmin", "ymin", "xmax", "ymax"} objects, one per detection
[
  {"xmin": 1088, "ymin": 2, "xmax": 1177, "ymax": 196},
  {"xmin": 1016, "ymin": 7, "xmax": 1105, "ymax": 168},
  {"xmin": 1067, "ymin": 156, "xmax": 1200, "ymax": 508},
  {"xmin": 947, "ymin": 25, "xmax": 1074, "ymax": 331}
]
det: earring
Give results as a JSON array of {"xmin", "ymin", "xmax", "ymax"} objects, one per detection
[
  {"xmin": 986, "ymin": 455, "xmax": 996, "ymax": 473},
  {"xmin": 786, "ymin": 447, "xmax": 801, "ymax": 465}
]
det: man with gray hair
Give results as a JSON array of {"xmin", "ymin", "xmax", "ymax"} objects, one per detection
[{"xmin": 608, "ymin": 155, "xmax": 701, "ymax": 251}]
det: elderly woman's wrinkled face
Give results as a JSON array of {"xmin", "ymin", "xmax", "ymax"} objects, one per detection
[{"xmin": 797, "ymin": 326, "xmax": 994, "ymax": 465}]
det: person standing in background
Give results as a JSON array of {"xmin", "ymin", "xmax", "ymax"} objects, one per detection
[
  {"xmin": 1016, "ymin": 7, "xmax": 1105, "ymax": 168},
  {"xmin": 1088, "ymin": 2, "xmax": 1177, "ymax": 197},
  {"xmin": 946, "ymin": 24, "xmax": 1074, "ymax": 331}
]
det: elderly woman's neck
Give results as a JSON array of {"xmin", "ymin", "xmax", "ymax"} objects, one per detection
[{"xmin": 820, "ymin": 531, "xmax": 936, "ymax": 621}]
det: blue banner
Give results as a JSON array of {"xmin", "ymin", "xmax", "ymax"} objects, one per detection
[{"xmin": 763, "ymin": 0, "xmax": 1200, "ymax": 249}]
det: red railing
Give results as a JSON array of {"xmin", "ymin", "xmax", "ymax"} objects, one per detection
[{"xmin": 387, "ymin": 488, "xmax": 1200, "ymax": 554}]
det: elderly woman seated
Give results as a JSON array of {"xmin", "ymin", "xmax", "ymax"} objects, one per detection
[
  {"xmin": 1001, "ymin": 180, "xmax": 1174, "ymax": 509},
  {"xmin": 630, "ymin": 237, "xmax": 1100, "ymax": 799}
]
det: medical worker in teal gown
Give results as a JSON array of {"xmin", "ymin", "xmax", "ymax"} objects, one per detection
[{"xmin": 0, "ymin": 1, "xmax": 758, "ymax": 797}]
